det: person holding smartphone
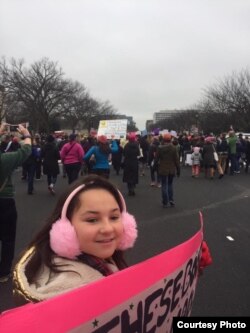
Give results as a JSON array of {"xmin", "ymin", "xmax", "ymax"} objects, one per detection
[{"xmin": 0, "ymin": 123, "xmax": 32, "ymax": 282}]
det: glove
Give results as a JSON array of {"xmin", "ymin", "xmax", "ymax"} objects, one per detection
[{"xmin": 199, "ymin": 241, "xmax": 212, "ymax": 275}]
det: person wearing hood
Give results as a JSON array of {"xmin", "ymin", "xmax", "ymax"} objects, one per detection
[{"xmin": 155, "ymin": 133, "xmax": 180, "ymax": 208}]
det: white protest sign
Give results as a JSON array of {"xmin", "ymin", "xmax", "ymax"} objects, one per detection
[{"xmin": 97, "ymin": 119, "xmax": 128, "ymax": 139}]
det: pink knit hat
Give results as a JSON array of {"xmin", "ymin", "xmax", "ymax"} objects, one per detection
[
  {"xmin": 205, "ymin": 136, "xmax": 215, "ymax": 143},
  {"xmin": 127, "ymin": 132, "xmax": 136, "ymax": 141},
  {"xmin": 97, "ymin": 135, "xmax": 108, "ymax": 144}
]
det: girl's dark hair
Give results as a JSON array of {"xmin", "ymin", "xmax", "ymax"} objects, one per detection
[
  {"xmin": 24, "ymin": 175, "xmax": 127, "ymax": 283},
  {"xmin": 98, "ymin": 141, "xmax": 111, "ymax": 155}
]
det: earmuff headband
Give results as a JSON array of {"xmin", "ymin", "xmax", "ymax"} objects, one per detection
[
  {"xmin": 61, "ymin": 184, "xmax": 85, "ymax": 219},
  {"xmin": 60, "ymin": 183, "xmax": 127, "ymax": 220},
  {"xmin": 50, "ymin": 182, "xmax": 137, "ymax": 259}
]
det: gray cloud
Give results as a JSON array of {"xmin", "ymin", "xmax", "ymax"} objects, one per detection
[{"xmin": 1, "ymin": 0, "xmax": 250, "ymax": 129}]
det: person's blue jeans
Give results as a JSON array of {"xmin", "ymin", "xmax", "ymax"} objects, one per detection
[
  {"xmin": 47, "ymin": 175, "xmax": 57, "ymax": 186},
  {"xmin": 150, "ymin": 165, "xmax": 161, "ymax": 183},
  {"xmin": 161, "ymin": 174, "xmax": 174, "ymax": 205},
  {"xmin": 229, "ymin": 154, "xmax": 236, "ymax": 175},
  {"xmin": 235, "ymin": 154, "xmax": 241, "ymax": 172}
]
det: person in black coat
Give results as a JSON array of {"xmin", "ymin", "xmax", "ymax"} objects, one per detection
[
  {"xmin": 244, "ymin": 136, "xmax": 250, "ymax": 173},
  {"xmin": 41, "ymin": 135, "xmax": 60, "ymax": 195},
  {"xmin": 138, "ymin": 135, "xmax": 149, "ymax": 176},
  {"xmin": 25, "ymin": 139, "xmax": 40, "ymax": 195},
  {"xmin": 122, "ymin": 133, "xmax": 140, "ymax": 196},
  {"xmin": 148, "ymin": 136, "xmax": 161, "ymax": 186},
  {"xmin": 112, "ymin": 139, "xmax": 123, "ymax": 175}
]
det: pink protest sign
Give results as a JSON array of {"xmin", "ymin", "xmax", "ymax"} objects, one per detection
[{"xmin": 0, "ymin": 227, "xmax": 203, "ymax": 333}]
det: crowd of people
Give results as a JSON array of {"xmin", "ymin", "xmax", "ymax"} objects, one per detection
[
  {"xmin": 1, "ymin": 127, "xmax": 248, "ymax": 203},
  {"xmin": 180, "ymin": 131, "xmax": 250, "ymax": 178},
  {"xmin": 1, "ymin": 122, "xmax": 239, "ymax": 307}
]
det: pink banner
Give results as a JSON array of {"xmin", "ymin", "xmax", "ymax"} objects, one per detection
[{"xmin": 0, "ymin": 226, "xmax": 203, "ymax": 333}]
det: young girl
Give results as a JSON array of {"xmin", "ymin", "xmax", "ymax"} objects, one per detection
[
  {"xmin": 13, "ymin": 175, "xmax": 137, "ymax": 304},
  {"xmin": 191, "ymin": 146, "xmax": 202, "ymax": 178}
]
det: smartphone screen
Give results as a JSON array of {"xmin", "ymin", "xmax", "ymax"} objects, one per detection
[{"xmin": 10, "ymin": 125, "xmax": 19, "ymax": 131}]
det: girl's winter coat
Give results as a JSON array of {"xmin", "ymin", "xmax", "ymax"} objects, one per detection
[
  {"xmin": 191, "ymin": 152, "xmax": 202, "ymax": 165},
  {"xmin": 13, "ymin": 247, "xmax": 118, "ymax": 304}
]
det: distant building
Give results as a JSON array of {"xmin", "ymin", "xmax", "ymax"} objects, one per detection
[
  {"xmin": 146, "ymin": 119, "xmax": 154, "ymax": 131},
  {"xmin": 146, "ymin": 109, "xmax": 200, "ymax": 132},
  {"xmin": 117, "ymin": 115, "xmax": 136, "ymax": 127},
  {"xmin": 153, "ymin": 110, "xmax": 185, "ymax": 123}
]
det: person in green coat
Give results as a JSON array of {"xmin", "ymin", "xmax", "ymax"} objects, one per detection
[
  {"xmin": 0, "ymin": 123, "xmax": 31, "ymax": 282},
  {"xmin": 227, "ymin": 130, "xmax": 237, "ymax": 175}
]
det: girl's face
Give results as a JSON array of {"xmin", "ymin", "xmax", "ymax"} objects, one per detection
[{"xmin": 71, "ymin": 189, "xmax": 124, "ymax": 259}]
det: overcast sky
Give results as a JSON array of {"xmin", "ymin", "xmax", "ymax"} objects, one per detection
[{"xmin": 1, "ymin": 0, "xmax": 250, "ymax": 129}]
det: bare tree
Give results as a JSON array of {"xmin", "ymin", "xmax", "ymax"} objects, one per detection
[
  {"xmin": 203, "ymin": 69, "xmax": 250, "ymax": 131},
  {"xmin": 0, "ymin": 84, "xmax": 6, "ymax": 122},
  {"xmin": 0, "ymin": 57, "xmax": 125, "ymax": 134},
  {"xmin": 83, "ymin": 99, "xmax": 118, "ymax": 131},
  {"xmin": 99, "ymin": 100, "xmax": 117, "ymax": 117},
  {"xmin": 0, "ymin": 57, "xmax": 74, "ymax": 132},
  {"xmin": 60, "ymin": 81, "xmax": 91, "ymax": 131}
]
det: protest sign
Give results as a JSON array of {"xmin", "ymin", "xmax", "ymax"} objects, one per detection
[
  {"xmin": 0, "ymin": 225, "xmax": 203, "ymax": 333},
  {"xmin": 97, "ymin": 119, "xmax": 128, "ymax": 139}
]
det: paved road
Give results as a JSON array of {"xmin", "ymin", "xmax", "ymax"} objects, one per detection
[{"xmin": 1, "ymin": 165, "xmax": 250, "ymax": 316}]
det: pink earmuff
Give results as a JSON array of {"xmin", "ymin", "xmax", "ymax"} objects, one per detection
[
  {"xmin": 50, "ymin": 184, "xmax": 138, "ymax": 259},
  {"xmin": 117, "ymin": 191, "xmax": 137, "ymax": 251}
]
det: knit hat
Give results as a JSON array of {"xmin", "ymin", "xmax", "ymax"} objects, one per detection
[
  {"xmin": 97, "ymin": 135, "xmax": 108, "ymax": 144},
  {"xmin": 163, "ymin": 133, "xmax": 172, "ymax": 142},
  {"xmin": 127, "ymin": 132, "xmax": 136, "ymax": 141},
  {"xmin": 205, "ymin": 136, "xmax": 215, "ymax": 143}
]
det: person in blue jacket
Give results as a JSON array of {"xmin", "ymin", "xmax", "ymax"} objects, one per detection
[{"xmin": 83, "ymin": 135, "xmax": 118, "ymax": 179}]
